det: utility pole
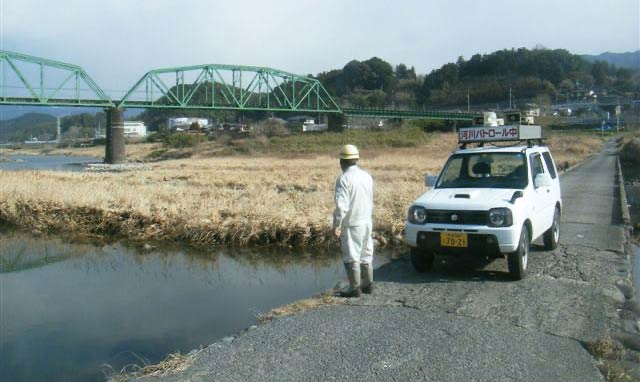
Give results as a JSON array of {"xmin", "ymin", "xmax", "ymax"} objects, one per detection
[
  {"xmin": 56, "ymin": 117, "xmax": 61, "ymax": 143},
  {"xmin": 509, "ymin": 87, "xmax": 512, "ymax": 110},
  {"xmin": 467, "ymin": 90, "xmax": 470, "ymax": 112}
]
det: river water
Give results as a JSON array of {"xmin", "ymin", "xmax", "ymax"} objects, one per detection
[
  {"xmin": 0, "ymin": 154, "xmax": 100, "ymax": 171},
  {"xmin": 0, "ymin": 229, "xmax": 391, "ymax": 381},
  {"xmin": 0, "ymin": 155, "xmax": 394, "ymax": 381}
]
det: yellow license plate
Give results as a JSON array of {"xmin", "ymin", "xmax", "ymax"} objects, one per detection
[{"xmin": 440, "ymin": 232, "xmax": 468, "ymax": 248}]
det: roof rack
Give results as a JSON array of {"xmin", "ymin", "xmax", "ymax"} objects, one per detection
[{"xmin": 458, "ymin": 137, "xmax": 546, "ymax": 150}]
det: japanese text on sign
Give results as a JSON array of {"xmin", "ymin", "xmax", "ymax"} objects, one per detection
[{"xmin": 458, "ymin": 126, "xmax": 519, "ymax": 142}]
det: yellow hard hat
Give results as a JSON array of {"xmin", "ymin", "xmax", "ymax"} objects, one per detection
[{"xmin": 339, "ymin": 144, "xmax": 359, "ymax": 159}]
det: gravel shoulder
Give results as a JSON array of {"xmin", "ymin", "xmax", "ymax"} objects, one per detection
[{"xmin": 127, "ymin": 139, "xmax": 636, "ymax": 382}]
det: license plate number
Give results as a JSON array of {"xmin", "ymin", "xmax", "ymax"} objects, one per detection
[{"xmin": 440, "ymin": 232, "xmax": 468, "ymax": 247}]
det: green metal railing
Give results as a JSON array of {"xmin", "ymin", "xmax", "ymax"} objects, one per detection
[
  {"xmin": 0, "ymin": 50, "xmax": 114, "ymax": 107},
  {"xmin": 344, "ymin": 107, "xmax": 477, "ymax": 120},
  {"xmin": 118, "ymin": 64, "xmax": 342, "ymax": 113}
]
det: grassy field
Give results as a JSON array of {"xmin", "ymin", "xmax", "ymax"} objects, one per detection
[{"xmin": 0, "ymin": 130, "xmax": 603, "ymax": 250}]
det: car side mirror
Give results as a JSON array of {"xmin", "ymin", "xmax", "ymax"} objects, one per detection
[
  {"xmin": 534, "ymin": 173, "xmax": 551, "ymax": 188},
  {"xmin": 510, "ymin": 191, "xmax": 523, "ymax": 204},
  {"xmin": 425, "ymin": 175, "xmax": 438, "ymax": 187}
]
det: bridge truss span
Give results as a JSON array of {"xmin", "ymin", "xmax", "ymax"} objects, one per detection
[
  {"xmin": 118, "ymin": 64, "xmax": 342, "ymax": 113},
  {"xmin": 0, "ymin": 50, "xmax": 114, "ymax": 107}
]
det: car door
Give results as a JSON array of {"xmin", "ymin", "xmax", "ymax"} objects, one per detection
[
  {"xmin": 542, "ymin": 151, "xmax": 561, "ymax": 212},
  {"xmin": 529, "ymin": 152, "xmax": 553, "ymax": 239}
]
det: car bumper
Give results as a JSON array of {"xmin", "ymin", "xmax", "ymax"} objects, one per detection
[{"xmin": 404, "ymin": 222, "xmax": 520, "ymax": 254}]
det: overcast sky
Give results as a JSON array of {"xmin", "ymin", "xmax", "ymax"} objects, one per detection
[{"xmin": 0, "ymin": 0, "xmax": 638, "ymax": 98}]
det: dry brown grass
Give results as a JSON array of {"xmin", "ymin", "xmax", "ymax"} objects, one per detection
[
  {"xmin": 258, "ymin": 292, "xmax": 346, "ymax": 322},
  {"xmin": 589, "ymin": 330, "xmax": 626, "ymax": 360},
  {"xmin": 546, "ymin": 134, "xmax": 603, "ymax": 170},
  {"xmin": 0, "ymin": 132, "xmax": 601, "ymax": 249},
  {"xmin": 105, "ymin": 350, "xmax": 202, "ymax": 382},
  {"xmin": 587, "ymin": 330, "xmax": 633, "ymax": 382}
]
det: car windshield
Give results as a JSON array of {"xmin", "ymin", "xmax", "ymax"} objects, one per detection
[{"xmin": 436, "ymin": 152, "xmax": 528, "ymax": 189}]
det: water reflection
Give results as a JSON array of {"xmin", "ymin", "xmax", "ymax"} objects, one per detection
[{"xmin": 0, "ymin": 230, "xmax": 390, "ymax": 382}]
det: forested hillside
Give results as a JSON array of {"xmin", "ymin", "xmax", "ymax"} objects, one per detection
[{"xmin": 317, "ymin": 48, "xmax": 639, "ymax": 110}]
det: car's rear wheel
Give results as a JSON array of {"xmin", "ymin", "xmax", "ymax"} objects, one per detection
[
  {"xmin": 543, "ymin": 207, "xmax": 560, "ymax": 250},
  {"xmin": 410, "ymin": 248, "xmax": 435, "ymax": 273},
  {"xmin": 508, "ymin": 225, "xmax": 529, "ymax": 280}
]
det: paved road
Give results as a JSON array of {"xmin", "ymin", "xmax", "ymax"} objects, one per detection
[{"xmin": 135, "ymin": 140, "xmax": 631, "ymax": 382}]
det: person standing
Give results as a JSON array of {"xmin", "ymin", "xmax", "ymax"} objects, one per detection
[{"xmin": 333, "ymin": 144, "xmax": 374, "ymax": 298}]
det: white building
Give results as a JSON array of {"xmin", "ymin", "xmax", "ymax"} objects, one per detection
[
  {"xmin": 302, "ymin": 119, "xmax": 328, "ymax": 132},
  {"xmin": 123, "ymin": 121, "xmax": 147, "ymax": 137},
  {"xmin": 169, "ymin": 117, "xmax": 209, "ymax": 131}
]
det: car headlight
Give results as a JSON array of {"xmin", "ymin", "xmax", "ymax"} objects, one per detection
[
  {"xmin": 408, "ymin": 206, "xmax": 427, "ymax": 224},
  {"xmin": 488, "ymin": 208, "xmax": 513, "ymax": 227}
]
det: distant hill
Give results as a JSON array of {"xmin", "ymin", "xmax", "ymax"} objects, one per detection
[
  {"xmin": 0, "ymin": 106, "xmax": 145, "ymax": 142},
  {"xmin": 0, "ymin": 112, "xmax": 56, "ymax": 142},
  {"xmin": 582, "ymin": 51, "xmax": 640, "ymax": 69},
  {"xmin": 0, "ymin": 105, "xmax": 144, "ymax": 121}
]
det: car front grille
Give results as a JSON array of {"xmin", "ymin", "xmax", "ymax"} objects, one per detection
[{"xmin": 426, "ymin": 210, "xmax": 487, "ymax": 225}]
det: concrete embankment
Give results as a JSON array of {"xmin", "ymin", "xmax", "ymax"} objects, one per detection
[{"xmin": 126, "ymin": 138, "xmax": 637, "ymax": 381}]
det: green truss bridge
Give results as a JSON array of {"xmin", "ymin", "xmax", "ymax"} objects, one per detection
[
  {"xmin": 0, "ymin": 50, "xmax": 477, "ymax": 120},
  {"xmin": 0, "ymin": 50, "xmax": 478, "ymax": 162}
]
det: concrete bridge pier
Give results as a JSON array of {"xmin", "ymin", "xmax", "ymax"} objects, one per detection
[
  {"xmin": 104, "ymin": 107, "xmax": 125, "ymax": 164},
  {"xmin": 328, "ymin": 113, "xmax": 345, "ymax": 132}
]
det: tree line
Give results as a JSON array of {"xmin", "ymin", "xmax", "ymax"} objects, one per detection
[{"xmin": 314, "ymin": 47, "xmax": 639, "ymax": 110}]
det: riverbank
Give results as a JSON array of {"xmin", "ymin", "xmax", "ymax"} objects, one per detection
[
  {"xmin": 119, "ymin": 138, "xmax": 634, "ymax": 382},
  {"xmin": 0, "ymin": 132, "xmax": 603, "ymax": 251},
  {"xmin": 621, "ymin": 131, "xmax": 640, "ymax": 242}
]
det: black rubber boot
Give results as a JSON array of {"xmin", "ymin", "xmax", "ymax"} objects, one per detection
[
  {"xmin": 338, "ymin": 287, "xmax": 362, "ymax": 298},
  {"xmin": 338, "ymin": 262, "xmax": 361, "ymax": 298},
  {"xmin": 361, "ymin": 263, "xmax": 374, "ymax": 294}
]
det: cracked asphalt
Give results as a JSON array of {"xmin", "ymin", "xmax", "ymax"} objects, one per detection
[{"xmin": 132, "ymin": 140, "xmax": 633, "ymax": 382}]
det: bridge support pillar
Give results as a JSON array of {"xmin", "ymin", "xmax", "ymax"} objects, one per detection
[
  {"xmin": 328, "ymin": 113, "xmax": 345, "ymax": 132},
  {"xmin": 104, "ymin": 107, "xmax": 125, "ymax": 164}
]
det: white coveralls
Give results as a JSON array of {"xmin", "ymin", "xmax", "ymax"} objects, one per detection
[{"xmin": 333, "ymin": 165, "xmax": 374, "ymax": 265}]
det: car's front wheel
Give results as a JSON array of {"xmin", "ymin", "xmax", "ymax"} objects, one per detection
[
  {"xmin": 543, "ymin": 207, "xmax": 560, "ymax": 250},
  {"xmin": 410, "ymin": 248, "xmax": 435, "ymax": 273},
  {"xmin": 508, "ymin": 225, "xmax": 529, "ymax": 280}
]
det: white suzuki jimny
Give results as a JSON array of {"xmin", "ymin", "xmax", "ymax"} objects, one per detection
[{"xmin": 404, "ymin": 119, "xmax": 561, "ymax": 280}]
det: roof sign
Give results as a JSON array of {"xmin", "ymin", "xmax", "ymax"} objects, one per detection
[{"xmin": 458, "ymin": 125, "xmax": 542, "ymax": 143}]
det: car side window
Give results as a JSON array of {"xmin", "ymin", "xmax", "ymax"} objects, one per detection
[
  {"xmin": 530, "ymin": 153, "xmax": 545, "ymax": 179},
  {"xmin": 542, "ymin": 152, "xmax": 557, "ymax": 179}
]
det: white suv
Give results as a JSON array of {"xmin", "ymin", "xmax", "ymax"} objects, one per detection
[{"xmin": 404, "ymin": 137, "xmax": 561, "ymax": 280}]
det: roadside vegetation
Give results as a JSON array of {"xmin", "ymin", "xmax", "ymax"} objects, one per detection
[
  {"xmin": 587, "ymin": 330, "xmax": 633, "ymax": 382},
  {"xmin": 620, "ymin": 131, "xmax": 640, "ymax": 165},
  {"xmin": 0, "ymin": 130, "xmax": 603, "ymax": 250}
]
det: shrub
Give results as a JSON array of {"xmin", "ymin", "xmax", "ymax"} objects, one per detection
[
  {"xmin": 260, "ymin": 119, "xmax": 290, "ymax": 137},
  {"xmin": 164, "ymin": 133, "xmax": 207, "ymax": 148},
  {"xmin": 620, "ymin": 137, "xmax": 640, "ymax": 164}
]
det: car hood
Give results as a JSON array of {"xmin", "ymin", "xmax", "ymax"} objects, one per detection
[{"xmin": 414, "ymin": 188, "xmax": 518, "ymax": 210}]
